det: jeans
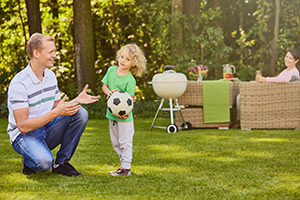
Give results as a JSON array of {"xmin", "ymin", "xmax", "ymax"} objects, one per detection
[{"xmin": 12, "ymin": 107, "xmax": 88, "ymax": 172}]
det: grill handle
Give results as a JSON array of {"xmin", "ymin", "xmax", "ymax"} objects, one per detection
[{"xmin": 163, "ymin": 65, "xmax": 175, "ymax": 71}]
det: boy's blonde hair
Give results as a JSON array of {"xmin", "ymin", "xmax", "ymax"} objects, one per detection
[{"xmin": 116, "ymin": 43, "xmax": 147, "ymax": 77}]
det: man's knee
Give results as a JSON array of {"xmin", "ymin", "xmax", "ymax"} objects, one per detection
[
  {"xmin": 77, "ymin": 107, "xmax": 89, "ymax": 123},
  {"xmin": 35, "ymin": 157, "xmax": 53, "ymax": 172}
]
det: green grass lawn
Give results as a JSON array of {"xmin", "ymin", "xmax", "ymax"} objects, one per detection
[{"xmin": 0, "ymin": 117, "xmax": 300, "ymax": 200}]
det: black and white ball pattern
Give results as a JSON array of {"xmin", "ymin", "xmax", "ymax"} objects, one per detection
[{"xmin": 107, "ymin": 91, "xmax": 133, "ymax": 118}]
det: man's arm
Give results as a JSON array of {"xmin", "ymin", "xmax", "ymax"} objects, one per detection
[
  {"xmin": 71, "ymin": 84, "xmax": 100, "ymax": 104},
  {"xmin": 14, "ymin": 96, "xmax": 81, "ymax": 134}
]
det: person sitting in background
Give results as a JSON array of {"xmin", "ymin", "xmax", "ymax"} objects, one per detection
[
  {"xmin": 256, "ymin": 48, "xmax": 300, "ymax": 82},
  {"xmin": 233, "ymin": 48, "xmax": 300, "ymax": 128}
]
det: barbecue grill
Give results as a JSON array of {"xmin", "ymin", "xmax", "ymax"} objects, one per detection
[{"xmin": 149, "ymin": 65, "xmax": 192, "ymax": 133}]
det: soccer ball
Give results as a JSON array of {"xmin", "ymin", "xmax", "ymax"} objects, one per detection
[{"xmin": 107, "ymin": 91, "xmax": 133, "ymax": 118}]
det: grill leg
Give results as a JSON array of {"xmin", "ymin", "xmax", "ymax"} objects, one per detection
[
  {"xmin": 150, "ymin": 98, "xmax": 164, "ymax": 131},
  {"xmin": 175, "ymin": 98, "xmax": 186, "ymax": 125},
  {"xmin": 169, "ymin": 98, "xmax": 174, "ymax": 124}
]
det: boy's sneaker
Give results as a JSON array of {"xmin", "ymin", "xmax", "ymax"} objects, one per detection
[
  {"xmin": 109, "ymin": 168, "xmax": 121, "ymax": 174},
  {"xmin": 52, "ymin": 162, "xmax": 81, "ymax": 176},
  {"xmin": 110, "ymin": 168, "xmax": 131, "ymax": 176},
  {"xmin": 22, "ymin": 156, "xmax": 36, "ymax": 175}
]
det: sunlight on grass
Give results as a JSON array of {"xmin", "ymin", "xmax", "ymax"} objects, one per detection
[
  {"xmin": 249, "ymin": 138, "xmax": 288, "ymax": 142},
  {"xmin": 1, "ymin": 118, "xmax": 299, "ymax": 200},
  {"xmin": 136, "ymin": 164, "xmax": 189, "ymax": 173},
  {"xmin": 211, "ymin": 156, "xmax": 238, "ymax": 162},
  {"xmin": 276, "ymin": 173, "xmax": 300, "ymax": 190},
  {"xmin": 158, "ymin": 151, "xmax": 210, "ymax": 159},
  {"xmin": 148, "ymin": 144, "xmax": 206, "ymax": 159},
  {"xmin": 1, "ymin": 191, "xmax": 39, "ymax": 200},
  {"xmin": 2, "ymin": 173, "xmax": 37, "ymax": 184},
  {"xmin": 85, "ymin": 126, "xmax": 97, "ymax": 131},
  {"xmin": 4, "ymin": 158, "xmax": 20, "ymax": 163},
  {"xmin": 149, "ymin": 144, "xmax": 239, "ymax": 162},
  {"xmin": 81, "ymin": 164, "xmax": 120, "ymax": 175},
  {"xmin": 81, "ymin": 164, "xmax": 106, "ymax": 173},
  {"xmin": 203, "ymin": 135, "xmax": 233, "ymax": 140},
  {"xmin": 148, "ymin": 144, "xmax": 184, "ymax": 152},
  {"xmin": 235, "ymin": 150, "xmax": 274, "ymax": 158}
]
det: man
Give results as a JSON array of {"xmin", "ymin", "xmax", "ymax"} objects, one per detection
[{"xmin": 7, "ymin": 33, "xmax": 99, "ymax": 176}]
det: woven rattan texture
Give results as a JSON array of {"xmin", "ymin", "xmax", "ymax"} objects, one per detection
[
  {"xmin": 178, "ymin": 81, "xmax": 240, "ymax": 106},
  {"xmin": 240, "ymin": 82, "xmax": 300, "ymax": 129},
  {"xmin": 175, "ymin": 108, "xmax": 230, "ymax": 128}
]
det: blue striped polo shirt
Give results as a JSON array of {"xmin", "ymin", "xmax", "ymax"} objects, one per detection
[{"xmin": 7, "ymin": 63, "xmax": 61, "ymax": 143}]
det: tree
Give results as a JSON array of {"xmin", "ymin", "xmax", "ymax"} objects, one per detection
[
  {"xmin": 270, "ymin": 0, "xmax": 280, "ymax": 76},
  {"xmin": 171, "ymin": 0, "xmax": 183, "ymax": 57},
  {"xmin": 182, "ymin": 0, "xmax": 201, "ymax": 58},
  {"xmin": 73, "ymin": 0, "xmax": 97, "ymax": 93},
  {"xmin": 25, "ymin": 0, "xmax": 42, "ymax": 35}
]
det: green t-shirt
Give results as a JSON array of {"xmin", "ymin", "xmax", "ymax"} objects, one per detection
[{"xmin": 101, "ymin": 65, "xmax": 136, "ymax": 122}]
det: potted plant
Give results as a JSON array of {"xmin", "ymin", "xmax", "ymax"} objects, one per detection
[{"xmin": 188, "ymin": 64, "xmax": 209, "ymax": 81}]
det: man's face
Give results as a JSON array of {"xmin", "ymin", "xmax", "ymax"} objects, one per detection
[{"xmin": 36, "ymin": 40, "xmax": 56, "ymax": 68}]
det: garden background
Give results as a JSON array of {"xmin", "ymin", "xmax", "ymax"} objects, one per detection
[
  {"xmin": 1, "ymin": 1, "xmax": 300, "ymax": 199},
  {"xmin": 1, "ymin": 0, "xmax": 300, "ymax": 118}
]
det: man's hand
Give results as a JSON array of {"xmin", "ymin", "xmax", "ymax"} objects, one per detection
[
  {"xmin": 54, "ymin": 96, "xmax": 81, "ymax": 116},
  {"xmin": 74, "ymin": 84, "xmax": 100, "ymax": 104},
  {"xmin": 13, "ymin": 96, "xmax": 81, "ymax": 134}
]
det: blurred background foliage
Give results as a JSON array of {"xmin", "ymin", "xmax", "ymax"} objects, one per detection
[{"xmin": 1, "ymin": 0, "xmax": 300, "ymax": 118}]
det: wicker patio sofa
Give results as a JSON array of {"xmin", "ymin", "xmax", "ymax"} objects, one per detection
[
  {"xmin": 175, "ymin": 81, "xmax": 240, "ymax": 128},
  {"xmin": 239, "ymin": 81, "xmax": 300, "ymax": 130}
]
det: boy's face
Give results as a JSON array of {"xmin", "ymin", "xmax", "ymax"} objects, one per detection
[{"xmin": 118, "ymin": 49, "xmax": 133, "ymax": 71}]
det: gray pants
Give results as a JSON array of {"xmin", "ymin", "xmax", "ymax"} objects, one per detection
[{"xmin": 109, "ymin": 119, "xmax": 134, "ymax": 169}]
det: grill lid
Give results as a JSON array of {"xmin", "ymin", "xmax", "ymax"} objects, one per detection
[{"xmin": 151, "ymin": 70, "xmax": 187, "ymax": 83}]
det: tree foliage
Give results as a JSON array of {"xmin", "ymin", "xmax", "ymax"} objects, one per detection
[{"xmin": 1, "ymin": 0, "xmax": 300, "ymax": 117}]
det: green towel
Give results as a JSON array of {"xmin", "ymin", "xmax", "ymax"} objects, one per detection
[{"xmin": 202, "ymin": 80, "xmax": 230, "ymax": 123}]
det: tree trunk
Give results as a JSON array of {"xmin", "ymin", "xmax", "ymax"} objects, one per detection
[
  {"xmin": 183, "ymin": 0, "xmax": 201, "ymax": 59},
  {"xmin": 270, "ymin": 0, "xmax": 280, "ymax": 76},
  {"xmin": 73, "ymin": 0, "xmax": 97, "ymax": 93},
  {"xmin": 183, "ymin": 0, "xmax": 200, "ymax": 17},
  {"xmin": 239, "ymin": 0, "xmax": 244, "ymax": 29},
  {"xmin": 17, "ymin": 0, "xmax": 27, "ymax": 51},
  {"xmin": 239, "ymin": 0, "xmax": 244, "ymax": 63},
  {"xmin": 171, "ymin": 0, "xmax": 183, "ymax": 57},
  {"xmin": 182, "ymin": 0, "xmax": 201, "ymax": 40},
  {"xmin": 25, "ymin": 0, "xmax": 42, "ymax": 35},
  {"xmin": 111, "ymin": 0, "xmax": 118, "ymax": 52},
  {"xmin": 50, "ymin": 0, "xmax": 59, "ymax": 19},
  {"xmin": 50, "ymin": 0, "xmax": 62, "ymax": 50},
  {"xmin": 213, "ymin": 0, "xmax": 221, "ymax": 27}
]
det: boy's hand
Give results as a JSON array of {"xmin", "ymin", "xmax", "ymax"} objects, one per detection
[
  {"xmin": 117, "ymin": 114, "xmax": 129, "ymax": 119},
  {"xmin": 107, "ymin": 89, "xmax": 118, "ymax": 99}
]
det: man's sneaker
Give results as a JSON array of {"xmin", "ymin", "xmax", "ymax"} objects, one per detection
[
  {"xmin": 22, "ymin": 156, "xmax": 36, "ymax": 175},
  {"xmin": 109, "ymin": 168, "xmax": 121, "ymax": 174},
  {"xmin": 52, "ymin": 162, "xmax": 81, "ymax": 176},
  {"xmin": 110, "ymin": 168, "xmax": 131, "ymax": 176}
]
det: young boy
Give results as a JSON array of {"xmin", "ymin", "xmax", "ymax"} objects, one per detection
[{"xmin": 101, "ymin": 44, "xmax": 146, "ymax": 176}]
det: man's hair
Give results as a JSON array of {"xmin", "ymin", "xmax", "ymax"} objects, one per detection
[{"xmin": 27, "ymin": 33, "xmax": 54, "ymax": 58}]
